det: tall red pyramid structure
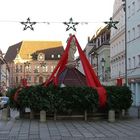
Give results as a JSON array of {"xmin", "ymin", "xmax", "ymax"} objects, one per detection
[{"xmin": 44, "ymin": 35, "xmax": 107, "ymax": 107}]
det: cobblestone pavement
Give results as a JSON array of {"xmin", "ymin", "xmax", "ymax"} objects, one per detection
[{"xmin": 0, "ymin": 108, "xmax": 140, "ymax": 140}]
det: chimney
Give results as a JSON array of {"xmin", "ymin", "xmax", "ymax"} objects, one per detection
[{"xmin": 88, "ymin": 36, "xmax": 90, "ymax": 43}]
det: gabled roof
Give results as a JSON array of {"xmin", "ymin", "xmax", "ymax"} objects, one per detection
[
  {"xmin": 4, "ymin": 42, "xmax": 22, "ymax": 63},
  {"xmin": 4, "ymin": 41, "xmax": 63, "ymax": 62},
  {"xmin": 19, "ymin": 41, "xmax": 62, "ymax": 59}
]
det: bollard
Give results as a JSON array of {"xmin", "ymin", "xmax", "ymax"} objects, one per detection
[
  {"xmin": 122, "ymin": 109, "xmax": 125, "ymax": 117},
  {"xmin": 40, "ymin": 110, "xmax": 46, "ymax": 122},
  {"xmin": 30, "ymin": 110, "xmax": 34, "ymax": 119},
  {"xmin": 54, "ymin": 112, "xmax": 56, "ymax": 121},
  {"xmin": 7, "ymin": 106, "xmax": 11, "ymax": 118},
  {"xmin": 84, "ymin": 110, "xmax": 87, "ymax": 121},
  {"xmin": 138, "ymin": 107, "xmax": 140, "ymax": 119},
  {"xmin": 108, "ymin": 110, "xmax": 115, "ymax": 122},
  {"xmin": 1, "ymin": 108, "xmax": 9, "ymax": 121}
]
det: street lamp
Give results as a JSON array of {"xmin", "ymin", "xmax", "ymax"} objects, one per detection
[
  {"xmin": 122, "ymin": 0, "xmax": 127, "ymax": 85},
  {"xmin": 94, "ymin": 52, "xmax": 99, "ymax": 77},
  {"xmin": 0, "ymin": 50, "xmax": 3, "ymax": 90},
  {"xmin": 101, "ymin": 58, "xmax": 106, "ymax": 82}
]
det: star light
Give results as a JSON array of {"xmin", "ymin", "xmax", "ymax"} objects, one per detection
[
  {"xmin": 63, "ymin": 18, "xmax": 79, "ymax": 31},
  {"xmin": 104, "ymin": 17, "xmax": 119, "ymax": 29},
  {"xmin": 20, "ymin": 18, "xmax": 36, "ymax": 31}
]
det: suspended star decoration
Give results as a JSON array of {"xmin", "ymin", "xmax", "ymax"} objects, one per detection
[
  {"xmin": 20, "ymin": 18, "xmax": 36, "ymax": 31},
  {"xmin": 104, "ymin": 17, "xmax": 119, "ymax": 30},
  {"xmin": 63, "ymin": 18, "xmax": 79, "ymax": 31}
]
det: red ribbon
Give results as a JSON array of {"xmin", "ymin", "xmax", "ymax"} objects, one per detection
[{"xmin": 44, "ymin": 35, "xmax": 107, "ymax": 107}]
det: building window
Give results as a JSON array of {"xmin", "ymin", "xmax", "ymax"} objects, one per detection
[
  {"xmin": 122, "ymin": 39, "xmax": 124, "ymax": 51},
  {"xmin": 27, "ymin": 76, "xmax": 31, "ymax": 83},
  {"xmin": 132, "ymin": 2, "xmax": 135, "ymax": 15},
  {"xmin": 128, "ymin": 5, "xmax": 131, "ymax": 18},
  {"xmin": 34, "ymin": 65, "xmax": 39, "ymax": 73},
  {"xmin": 58, "ymin": 54, "xmax": 61, "ymax": 58},
  {"xmin": 51, "ymin": 66, "xmax": 55, "ymax": 72},
  {"xmin": 137, "ymin": 0, "xmax": 140, "ymax": 11},
  {"xmin": 20, "ymin": 65, "xmax": 22, "ymax": 73},
  {"xmin": 42, "ymin": 66, "xmax": 48, "ymax": 72},
  {"xmin": 15, "ymin": 65, "xmax": 18, "ymax": 73},
  {"xmin": 38, "ymin": 53, "xmax": 44, "ymax": 61},
  {"xmin": 28, "ymin": 65, "xmax": 31, "ymax": 72},
  {"xmin": 97, "ymin": 38, "xmax": 100, "ymax": 47},
  {"xmin": 128, "ymin": 58, "xmax": 131, "ymax": 69},
  {"xmin": 137, "ymin": 25, "xmax": 140, "ymax": 37},
  {"xmin": 15, "ymin": 76, "xmax": 18, "ymax": 83},
  {"xmin": 25, "ymin": 65, "xmax": 31, "ymax": 73},
  {"xmin": 132, "ymin": 27, "xmax": 135, "ymax": 40},
  {"xmin": 138, "ymin": 55, "xmax": 140, "ymax": 66},
  {"xmin": 51, "ymin": 54, "xmax": 54, "ymax": 58},
  {"xmin": 133, "ymin": 56, "xmax": 136, "ymax": 68},
  {"xmin": 34, "ymin": 76, "xmax": 38, "ymax": 83},
  {"xmin": 128, "ymin": 30, "xmax": 131, "ymax": 41}
]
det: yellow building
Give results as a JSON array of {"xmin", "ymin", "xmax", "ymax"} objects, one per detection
[{"xmin": 4, "ymin": 41, "xmax": 64, "ymax": 87}]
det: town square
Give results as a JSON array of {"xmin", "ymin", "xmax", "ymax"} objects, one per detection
[{"xmin": 0, "ymin": 0, "xmax": 140, "ymax": 139}]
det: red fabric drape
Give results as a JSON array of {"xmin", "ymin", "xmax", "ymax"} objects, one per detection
[
  {"xmin": 14, "ymin": 79, "xmax": 29, "ymax": 102},
  {"xmin": 73, "ymin": 35, "xmax": 106, "ymax": 107},
  {"xmin": 44, "ymin": 35, "xmax": 73, "ymax": 86},
  {"xmin": 44, "ymin": 35, "xmax": 107, "ymax": 107},
  {"xmin": 117, "ymin": 78, "xmax": 122, "ymax": 86},
  {"xmin": 74, "ymin": 35, "xmax": 101, "ymax": 87}
]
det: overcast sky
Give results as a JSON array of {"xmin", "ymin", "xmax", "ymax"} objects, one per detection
[{"xmin": 0, "ymin": 0, "xmax": 115, "ymax": 54}]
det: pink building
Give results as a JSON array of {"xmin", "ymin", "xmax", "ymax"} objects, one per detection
[{"xmin": 4, "ymin": 41, "xmax": 64, "ymax": 87}]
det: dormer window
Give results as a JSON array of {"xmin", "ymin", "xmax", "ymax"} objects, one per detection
[
  {"xmin": 51, "ymin": 54, "xmax": 54, "ymax": 58},
  {"xmin": 58, "ymin": 54, "xmax": 61, "ymax": 58},
  {"xmin": 38, "ymin": 53, "xmax": 44, "ymax": 61}
]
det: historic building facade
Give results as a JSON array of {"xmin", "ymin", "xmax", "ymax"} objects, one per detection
[
  {"xmin": 76, "ymin": 26, "xmax": 111, "ymax": 85},
  {"xmin": 0, "ymin": 49, "xmax": 9, "ymax": 93},
  {"xmin": 4, "ymin": 41, "xmax": 64, "ymax": 87},
  {"xmin": 110, "ymin": 0, "xmax": 125, "ymax": 85},
  {"xmin": 88, "ymin": 26, "xmax": 111, "ymax": 85},
  {"xmin": 127, "ymin": 0, "xmax": 140, "ymax": 106}
]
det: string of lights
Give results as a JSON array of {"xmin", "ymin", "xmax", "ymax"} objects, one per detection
[{"xmin": 0, "ymin": 17, "xmax": 119, "ymax": 31}]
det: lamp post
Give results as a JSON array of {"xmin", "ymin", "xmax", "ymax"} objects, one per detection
[
  {"xmin": 101, "ymin": 58, "xmax": 106, "ymax": 82},
  {"xmin": 94, "ymin": 52, "xmax": 99, "ymax": 77},
  {"xmin": 0, "ymin": 61, "xmax": 2, "ymax": 91},
  {"xmin": 0, "ymin": 51, "xmax": 3, "ymax": 90},
  {"xmin": 122, "ymin": 0, "xmax": 127, "ymax": 85}
]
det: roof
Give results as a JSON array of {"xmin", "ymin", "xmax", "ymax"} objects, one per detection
[
  {"xmin": 35, "ymin": 46, "xmax": 64, "ymax": 60},
  {"xmin": 4, "ymin": 41, "xmax": 62, "ymax": 62},
  {"xmin": 19, "ymin": 41, "xmax": 62, "ymax": 59},
  {"xmin": 4, "ymin": 42, "xmax": 22, "ymax": 63},
  {"xmin": 58, "ymin": 67, "xmax": 87, "ymax": 87},
  {"xmin": 90, "ymin": 25, "xmax": 110, "ymax": 42}
]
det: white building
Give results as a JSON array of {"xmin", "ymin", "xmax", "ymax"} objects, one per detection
[
  {"xmin": 110, "ymin": 0, "xmax": 125, "ymax": 85},
  {"xmin": 127, "ymin": 0, "xmax": 140, "ymax": 106},
  {"xmin": 0, "ymin": 50, "xmax": 9, "ymax": 93}
]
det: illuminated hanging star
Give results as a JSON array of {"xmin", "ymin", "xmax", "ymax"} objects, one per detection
[
  {"xmin": 104, "ymin": 17, "xmax": 119, "ymax": 30},
  {"xmin": 63, "ymin": 18, "xmax": 79, "ymax": 31},
  {"xmin": 20, "ymin": 18, "xmax": 36, "ymax": 31}
]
